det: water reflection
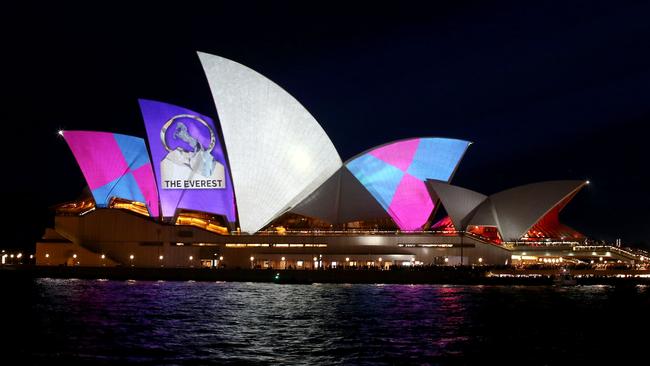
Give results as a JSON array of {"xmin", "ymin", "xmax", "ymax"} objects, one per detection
[{"xmin": 1, "ymin": 279, "xmax": 648, "ymax": 364}]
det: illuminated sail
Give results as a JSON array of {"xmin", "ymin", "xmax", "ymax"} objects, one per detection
[
  {"xmin": 198, "ymin": 52, "xmax": 342, "ymax": 233},
  {"xmin": 62, "ymin": 131, "xmax": 159, "ymax": 217},
  {"xmin": 346, "ymin": 138, "xmax": 470, "ymax": 230},
  {"xmin": 139, "ymin": 99, "xmax": 236, "ymax": 222}
]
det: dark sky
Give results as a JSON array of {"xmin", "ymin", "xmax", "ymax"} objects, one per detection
[{"xmin": 3, "ymin": 1, "xmax": 649, "ymax": 249}]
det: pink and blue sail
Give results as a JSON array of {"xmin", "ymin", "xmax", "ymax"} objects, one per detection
[
  {"xmin": 346, "ymin": 137, "xmax": 470, "ymax": 230},
  {"xmin": 62, "ymin": 131, "xmax": 160, "ymax": 217}
]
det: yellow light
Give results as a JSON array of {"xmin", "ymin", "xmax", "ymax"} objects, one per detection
[
  {"xmin": 444, "ymin": 258, "xmax": 449, "ymax": 263},
  {"xmin": 219, "ymin": 256, "xmax": 224, "ymax": 260},
  {"xmin": 313, "ymin": 257, "xmax": 318, "ymax": 261},
  {"xmin": 101, "ymin": 254, "xmax": 105, "ymax": 259},
  {"xmin": 45, "ymin": 253, "xmax": 50, "ymax": 258},
  {"xmin": 129, "ymin": 255, "xmax": 134, "ymax": 260},
  {"xmin": 17, "ymin": 253, "xmax": 22, "ymax": 258},
  {"xmin": 345, "ymin": 257, "xmax": 350, "ymax": 262},
  {"xmin": 378, "ymin": 257, "xmax": 383, "ymax": 262},
  {"xmin": 478, "ymin": 257, "xmax": 483, "ymax": 263},
  {"xmin": 159, "ymin": 255, "xmax": 164, "ymax": 260},
  {"xmin": 72, "ymin": 254, "xmax": 77, "ymax": 259},
  {"xmin": 281, "ymin": 257, "xmax": 286, "ymax": 261},
  {"xmin": 250, "ymin": 256, "xmax": 254, "ymax": 261},
  {"xmin": 189, "ymin": 256, "xmax": 193, "ymax": 260}
]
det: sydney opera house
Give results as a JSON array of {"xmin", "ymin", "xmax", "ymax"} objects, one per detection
[{"xmin": 35, "ymin": 52, "xmax": 639, "ymax": 269}]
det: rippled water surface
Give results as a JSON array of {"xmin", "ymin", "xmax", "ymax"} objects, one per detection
[{"xmin": 2, "ymin": 278, "xmax": 649, "ymax": 365}]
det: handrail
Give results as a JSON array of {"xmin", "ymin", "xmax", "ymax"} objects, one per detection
[{"xmin": 239, "ymin": 229, "xmax": 464, "ymax": 236}]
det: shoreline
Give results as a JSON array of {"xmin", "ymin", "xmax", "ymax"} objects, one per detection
[{"xmin": 2, "ymin": 266, "xmax": 650, "ymax": 286}]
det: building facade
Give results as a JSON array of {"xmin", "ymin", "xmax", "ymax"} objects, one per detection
[{"xmin": 37, "ymin": 52, "xmax": 634, "ymax": 268}]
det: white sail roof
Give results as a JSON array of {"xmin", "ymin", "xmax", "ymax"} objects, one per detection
[
  {"xmin": 479, "ymin": 180, "xmax": 587, "ymax": 241},
  {"xmin": 430, "ymin": 180, "xmax": 588, "ymax": 241},
  {"xmin": 198, "ymin": 52, "xmax": 342, "ymax": 233},
  {"xmin": 426, "ymin": 180, "xmax": 487, "ymax": 230}
]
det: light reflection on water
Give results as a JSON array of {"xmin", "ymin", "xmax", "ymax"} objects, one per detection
[{"xmin": 1, "ymin": 279, "xmax": 649, "ymax": 364}]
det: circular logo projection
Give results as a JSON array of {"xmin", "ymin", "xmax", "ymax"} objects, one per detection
[
  {"xmin": 160, "ymin": 114, "xmax": 216, "ymax": 153},
  {"xmin": 159, "ymin": 114, "xmax": 225, "ymax": 190}
]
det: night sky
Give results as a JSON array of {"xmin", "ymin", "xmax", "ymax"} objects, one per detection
[{"xmin": 3, "ymin": 1, "xmax": 649, "ymax": 250}]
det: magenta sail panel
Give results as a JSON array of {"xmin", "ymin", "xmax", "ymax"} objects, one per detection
[
  {"xmin": 62, "ymin": 131, "xmax": 160, "ymax": 217},
  {"xmin": 139, "ymin": 99, "xmax": 236, "ymax": 222},
  {"xmin": 369, "ymin": 138, "xmax": 420, "ymax": 171},
  {"xmin": 346, "ymin": 137, "xmax": 470, "ymax": 230},
  {"xmin": 389, "ymin": 173, "xmax": 434, "ymax": 230}
]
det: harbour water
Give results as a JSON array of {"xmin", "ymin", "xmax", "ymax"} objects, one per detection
[{"xmin": 1, "ymin": 278, "xmax": 649, "ymax": 364}]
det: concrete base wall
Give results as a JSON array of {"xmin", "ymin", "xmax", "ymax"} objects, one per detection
[
  {"xmin": 35, "ymin": 242, "xmax": 118, "ymax": 267},
  {"xmin": 38, "ymin": 209, "xmax": 512, "ymax": 268}
]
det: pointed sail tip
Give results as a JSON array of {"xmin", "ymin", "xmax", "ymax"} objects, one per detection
[
  {"xmin": 137, "ymin": 98, "xmax": 156, "ymax": 105},
  {"xmin": 196, "ymin": 51, "xmax": 218, "ymax": 63}
]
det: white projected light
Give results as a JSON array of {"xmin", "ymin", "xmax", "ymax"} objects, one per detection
[{"xmin": 198, "ymin": 52, "xmax": 342, "ymax": 233}]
